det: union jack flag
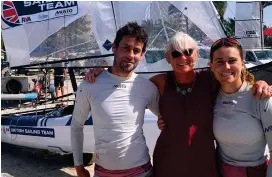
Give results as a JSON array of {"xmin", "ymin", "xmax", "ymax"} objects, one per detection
[{"xmin": 2, "ymin": 1, "xmax": 19, "ymax": 24}]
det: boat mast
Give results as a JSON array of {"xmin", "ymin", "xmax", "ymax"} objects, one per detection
[{"xmin": 260, "ymin": 2, "xmax": 264, "ymax": 49}]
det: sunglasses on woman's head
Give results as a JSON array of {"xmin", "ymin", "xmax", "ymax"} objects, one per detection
[
  {"xmin": 171, "ymin": 48, "xmax": 194, "ymax": 58},
  {"xmin": 211, "ymin": 38, "xmax": 242, "ymax": 51}
]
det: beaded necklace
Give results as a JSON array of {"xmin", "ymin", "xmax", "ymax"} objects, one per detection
[{"xmin": 175, "ymin": 72, "xmax": 196, "ymax": 95}]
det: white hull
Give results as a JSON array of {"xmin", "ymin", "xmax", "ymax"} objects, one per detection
[{"xmin": 1, "ymin": 109, "xmax": 160, "ymax": 155}]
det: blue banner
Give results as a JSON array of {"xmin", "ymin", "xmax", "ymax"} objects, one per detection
[
  {"xmin": 2, "ymin": 1, "xmax": 78, "ymax": 29},
  {"xmin": 9, "ymin": 126, "xmax": 55, "ymax": 138}
]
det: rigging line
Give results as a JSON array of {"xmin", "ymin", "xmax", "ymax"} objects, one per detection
[
  {"xmin": 22, "ymin": 20, "xmax": 38, "ymax": 56},
  {"xmin": 183, "ymin": 6, "xmax": 189, "ymax": 34},
  {"xmin": 224, "ymin": 2, "xmax": 256, "ymax": 36},
  {"xmin": 234, "ymin": 19, "xmax": 260, "ymax": 39},
  {"xmin": 64, "ymin": 11, "xmax": 67, "ymax": 59},
  {"xmin": 235, "ymin": 19, "xmax": 261, "ymax": 21},
  {"xmin": 208, "ymin": 2, "xmax": 228, "ymax": 37},
  {"xmin": 45, "ymin": 8, "xmax": 50, "ymax": 109},
  {"xmin": 23, "ymin": 66, "xmax": 109, "ymax": 70},
  {"xmin": 234, "ymin": 2, "xmax": 262, "ymax": 42},
  {"xmin": 147, "ymin": 28, "xmax": 164, "ymax": 49},
  {"xmin": 44, "ymin": 40, "xmax": 94, "ymax": 57},
  {"xmin": 156, "ymin": 1, "xmax": 169, "ymax": 41},
  {"xmin": 260, "ymin": 2, "xmax": 264, "ymax": 49},
  {"xmin": 64, "ymin": 10, "xmax": 68, "ymax": 103},
  {"xmin": 165, "ymin": 26, "xmax": 177, "ymax": 33},
  {"xmin": 231, "ymin": 3, "xmax": 260, "ymax": 38},
  {"xmin": 194, "ymin": 2, "xmax": 226, "ymax": 39},
  {"xmin": 111, "ymin": 1, "xmax": 118, "ymax": 32},
  {"xmin": 198, "ymin": 2, "xmax": 218, "ymax": 37},
  {"xmin": 225, "ymin": 4, "xmax": 236, "ymax": 20},
  {"xmin": 11, "ymin": 54, "xmax": 114, "ymax": 69},
  {"xmin": 144, "ymin": 2, "xmax": 151, "ymax": 20}
]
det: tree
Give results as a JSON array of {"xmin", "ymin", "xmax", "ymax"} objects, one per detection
[
  {"xmin": 222, "ymin": 18, "xmax": 235, "ymax": 37},
  {"xmin": 262, "ymin": 1, "xmax": 272, "ymax": 8},
  {"xmin": 213, "ymin": 1, "xmax": 227, "ymax": 21},
  {"xmin": 262, "ymin": 2, "xmax": 272, "ymax": 47},
  {"xmin": 264, "ymin": 36, "xmax": 272, "ymax": 47},
  {"xmin": 213, "ymin": 1, "xmax": 233, "ymax": 37},
  {"xmin": 264, "ymin": 25, "xmax": 272, "ymax": 47}
]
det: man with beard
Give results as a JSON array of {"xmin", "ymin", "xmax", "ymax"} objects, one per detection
[{"xmin": 71, "ymin": 22, "xmax": 160, "ymax": 177}]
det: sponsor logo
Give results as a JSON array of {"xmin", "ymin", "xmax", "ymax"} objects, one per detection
[
  {"xmin": 38, "ymin": 14, "xmax": 48, "ymax": 20},
  {"xmin": 222, "ymin": 100, "xmax": 237, "ymax": 105},
  {"xmin": 22, "ymin": 16, "xmax": 31, "ymax": 23},
  {"xmin": 264, "ymin": 125, "xmax": 272, "ymax": 133},
  {"xmin": 245, "ymin": 30, "xmax": 259, "ymax": 38},
  {"xmin": 246, "ymin": 31, "xmax": 256, "ymax": 35},
  {"xmin": 235, "ymin": 29, "xmax": 260, "ymax": 39},
  {"xmin": 55, "ymin": 8, "xmax": 73, "ymax": 16},
  {"xmin": 113, "ymin": 84, "xmax": 126, "ymax": 89},
  {"xmin": 1, "ymin": 127, "xmax": 9, "ymax": 134},
  {"xmin": 103, "ymin": 39, "xmax": 112, "ymax": 51},
  {"xmin": 2, "ymin": 1, "xmax": 78, "ymax": 29},
  {"xmin": 9, "ymin": 126, "xmax": 55, "ymax": 138},
  {"xmin": 2, "ymin": 1, "xmax": 19, "ymax": 26}
]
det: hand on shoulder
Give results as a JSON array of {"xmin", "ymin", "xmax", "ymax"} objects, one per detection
[
  {"xmin": 83, "ymin": 68, "xmax": 104, "ymax": 83},
  {"xmin": 252, "ymin": 81, "xmax": 272, "ymax": 100},
  {"xmin": 149, "ymin": 73, "xmax": 167, "ymax": 95}
]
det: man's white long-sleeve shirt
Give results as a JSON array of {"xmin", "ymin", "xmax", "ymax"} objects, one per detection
[{"xmin": 71, "ymin": 71, "xmax": 160, "ymax": 170}]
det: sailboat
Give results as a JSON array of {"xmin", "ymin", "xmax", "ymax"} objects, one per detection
[
  {"xmin": 1, "ymin": 1, "xmax": 225, "ymax": 156},
  {"xmin": 235, "ymin": 2, "xmax": 272, "ymax": 68}
]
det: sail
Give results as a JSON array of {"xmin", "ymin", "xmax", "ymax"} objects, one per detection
[
  {"xmin": 2, "ymin": 1, "xmax": 225, "ymax": 71},
  {"xmin": 111, "ymin": 1, "xmax": 226, "ymax": 72},
  {"xmin": 1, "ymin": 1, "xmax": 116, "ymax": 67},
  {"xmin": 235, "ymin": 2, "xmax": 262, "ymax": 49}
]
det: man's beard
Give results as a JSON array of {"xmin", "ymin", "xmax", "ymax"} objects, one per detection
[{"xmin": 114, "ymin": 58, "xmax": 138, "ymax": 73}]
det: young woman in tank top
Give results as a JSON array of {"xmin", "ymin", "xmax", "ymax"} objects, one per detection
[{"xmin": 208, "ymin": 38, "xmax": 272, "ymax": 177}]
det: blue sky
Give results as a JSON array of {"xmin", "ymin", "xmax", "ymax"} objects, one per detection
[{"xmin": 224, "ymin": 1, "xmax": 272, "ymax": 27}]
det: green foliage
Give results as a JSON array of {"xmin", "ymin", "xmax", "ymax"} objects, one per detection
[
  {"xmin": 222, "ymin": 18, "xmax": 235, "ymax": 37},
  {"xmin": 265, "ymin": 36, "xmax": 272, "ymax": 47},
  {"xmin": 262, "ymin": 1, "xmax": 272, "ymax": 8},
  {"xmin": 262, "ymin": 1, "xmax": 272, "ymax": 47},
  {"xmin": 213, "ymin": 1, "xmax": 227, "ymax": 20},
  {"xmin": 213, "ymin": 1, "xmax": 234, "ymax": 37}
]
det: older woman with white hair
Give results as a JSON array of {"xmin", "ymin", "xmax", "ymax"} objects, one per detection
[{"xmin": 150, "ymin": 32, "xmax": 220, "ymax": 177}]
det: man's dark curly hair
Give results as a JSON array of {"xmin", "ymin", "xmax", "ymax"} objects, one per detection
[{"xmin": 114, "ymin": 22, "xmax": 148, "ymax": 53}]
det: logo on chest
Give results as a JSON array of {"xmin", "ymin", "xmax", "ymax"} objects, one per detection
[
  {"xmin": 113, "ymin": 84, "xmax": 126, "ymax": 89},
  {"xmin": 222, "ymin": 100, "xmax": 238, "ymax": 106}
]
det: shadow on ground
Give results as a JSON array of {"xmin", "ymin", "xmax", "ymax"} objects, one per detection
[{"xmin": 1, "ymin": 143, "xmax": 76, "ymax": 177}]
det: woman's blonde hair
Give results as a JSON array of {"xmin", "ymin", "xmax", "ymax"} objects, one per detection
[{"xmin": 241, "ymin": 67, "xmax": 255, "ymax": 85}]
